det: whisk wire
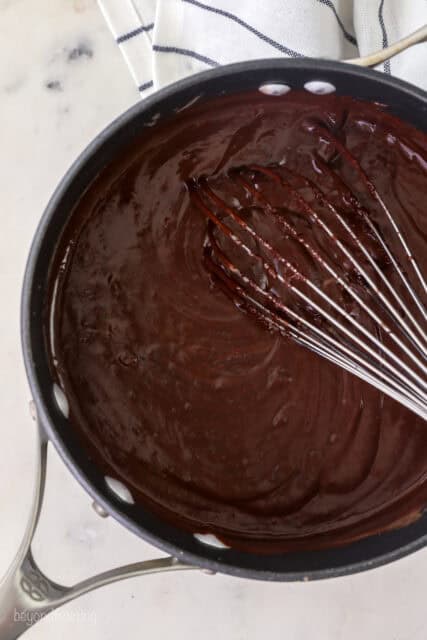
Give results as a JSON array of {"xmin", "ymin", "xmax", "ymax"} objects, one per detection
[
  {"xmin": 314, "ymin": 127, "xmax": 427, "ymax": 316},
  {"xmin": 189, "ymin": 151, "xmax": 427, "ymax": 420},
  {"xmin": 205, "ymin": 236, "xmax": 426, "ymax": 417},
  {"xmin": 245, "ymin": 165, "xmax": 427, "ymax": 357},
  {"xmin": 200, "ymin": 180, "xmax": 427, "ymax": 391}
]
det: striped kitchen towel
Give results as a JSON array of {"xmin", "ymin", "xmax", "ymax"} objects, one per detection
[{"xmin": 98, "ymin": 0, "xmax": 427, "ymax": 97}]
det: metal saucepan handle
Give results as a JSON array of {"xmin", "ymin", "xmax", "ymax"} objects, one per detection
[
  {"xmin": 0, "ymin": 408, "xmax": 198, "ymax": 640},
  {"xmin": 346, "ymin": 23, "xmax": 427, "ymax": 67}
]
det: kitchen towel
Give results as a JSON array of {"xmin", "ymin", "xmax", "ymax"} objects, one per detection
[{"xmin": 98, "ymin": 0, "xmax": 427, "ymax": 96}]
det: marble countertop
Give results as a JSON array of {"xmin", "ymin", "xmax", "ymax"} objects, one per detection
[{"xmin": 0, "ymin": 1, "xmax": 426, "ymax": 638}]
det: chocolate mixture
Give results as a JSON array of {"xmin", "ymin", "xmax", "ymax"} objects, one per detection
[{"xmin": 47, "ymin": 91, "xmax": 427, "ymax": 552}]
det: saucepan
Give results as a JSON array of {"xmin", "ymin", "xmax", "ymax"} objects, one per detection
[{"xmin": 1, "ymin": 24, "xmax": 427, "ymax": 639}]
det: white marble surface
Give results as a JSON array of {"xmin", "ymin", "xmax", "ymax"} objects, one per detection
[{"xmin": 0, "ymin": 1, "xmax": 426, "ymax": 638}]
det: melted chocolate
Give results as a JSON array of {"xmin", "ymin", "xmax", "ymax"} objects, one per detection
[{"xmin": 47, "ymin": 91, "xmax": 427, "ymax": 552}]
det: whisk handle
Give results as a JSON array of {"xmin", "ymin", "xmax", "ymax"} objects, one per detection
[{"xmin": 345, "ymin": 23, "xmax": 427, "ymax": 68}]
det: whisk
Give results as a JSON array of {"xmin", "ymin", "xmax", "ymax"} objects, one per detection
[{"xmin": 188, "ymin": 134, "xmax": 427, "ymax": 420}]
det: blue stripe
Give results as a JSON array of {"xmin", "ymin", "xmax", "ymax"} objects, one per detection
[
  {"xmin": 182, "ymin": 0, "xmax": 303, "ymax": 57},
  {"xmin": 138, "ymin": 80, "xmax": 154, "ymax": 92},
  {"xmin": 378, "ymin": 0, "xmax": 391, "ymax": 74},
  {"xmin": 153, "ymin": 45, "xmax": 219, "ymax": 67},
  {"xmin": 117, "ymin": 23, "xmax": 154, "ymax": 44},
  {"xmin": 316, "ymin": 0, "xmax": 357, "ymax": 46}
]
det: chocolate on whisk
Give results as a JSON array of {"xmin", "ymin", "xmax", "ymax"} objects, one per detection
[{"xmin": 189, "ymin": 154, "xmax": 427, "ymax": 419}]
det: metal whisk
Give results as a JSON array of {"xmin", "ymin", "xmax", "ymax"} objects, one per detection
[{"xmin": 188, "ymin": 138, "xmax": 427, "ymax": 420}]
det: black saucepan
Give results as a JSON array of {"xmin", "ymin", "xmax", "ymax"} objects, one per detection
[
  {"xmin": 19, "ymin": 59, "xmax": 427, "ymax": 584},
  {"xmin": 22, "ymin": 60, "xmax": 427, "ymax": 581}
]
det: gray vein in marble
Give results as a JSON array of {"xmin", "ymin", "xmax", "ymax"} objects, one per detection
[
  {"xmin": 45, "ymin": 80, "xmax": 63, "ymax": 92},
  {"xmin": 67, "ymin": 41, "xmax": 94, "ymax": 61},
  {"xmin": 3, "ymin": 75, "xmax": 26, "ymax": 94}
]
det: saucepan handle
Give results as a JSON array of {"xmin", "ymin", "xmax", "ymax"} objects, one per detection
[
  {"xmin": 0, "ymin": 408, "xmax": 196, "ymax": 640},
  {"xmin": 345, "ymin": 23, "xmax": 427, "ymax": 68}
]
